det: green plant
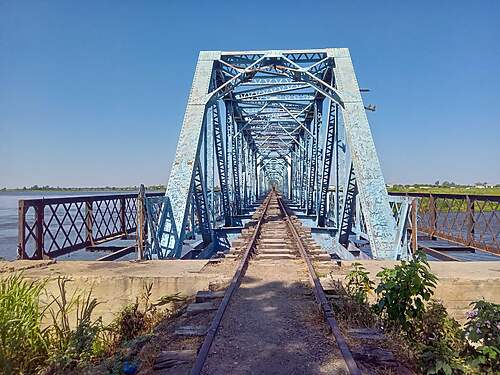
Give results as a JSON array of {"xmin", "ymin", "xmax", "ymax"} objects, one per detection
[
  {"xmin": 111, "ymin": 283, "xmax": 184, "ymax": 344},
  {"xmin": 417, "ymin": 301, "xmax": 470, "ymax": 375},
  {"xmin": 465, "ymin": 300, "xmax": 500, "ymax": 373},
  {"xmin": 374, "ymin": 251, "xmax": 438, "ymax": 333},
  {"xmin": 345, "ymin": 262, "xmax": 374, "ymax": 304},
  {"xmin": 44, "ymin": 277, "xmax": 103, "ymax": 372},
  {"xmin": 0, "ymin": 274, "xmax": 49, "ymax": 374},
  {"xmin": 327, "ymin": 279, "xmax": 376, "ymax": 328}
]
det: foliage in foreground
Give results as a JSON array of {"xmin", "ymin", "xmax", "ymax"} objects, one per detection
[
  {"xmin": 464, "ymin": 300, "xmax": 500, "ymax": 373},
  {"xmin": 336, "ymin": 255, "xmax": 500, "ymax": 374},
  {"xmin": 110, "ymin": 283, "xmax": 184, "ymax": 344},
  {"xmin": 374, "ymin": 251, "xmax": 438, "ymax": 333},
  {"xmin": 416, "ymin": 301, "xmax": 469, "ymax": 374},
  {"xmin": 0, "ymin": 274, "xmax": 48, "ymax": 374},
  {"xmin": 0, "ymin": 274, "xmax": 184, "ymax": 375},
  {"xmin": 344, "ymin": 262, "xmax": 374, "ymax": 305}
]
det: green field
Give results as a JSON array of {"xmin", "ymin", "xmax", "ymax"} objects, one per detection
[{"xmin": 388, "ymin": 185, "xmax": 500, "ymax": 196}]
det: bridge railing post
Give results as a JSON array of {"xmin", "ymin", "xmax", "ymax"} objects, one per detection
[
  {"xmin": 34, "ymin": 202, "xmax": 44, "ymax": 259},
  {"xmin": 411, "ymin": 198, "xmax": 418, "ymax": 254},
  {"xmin": 18, "ymin": 200, "xmax": 26, "ymax": 259},
  {"xmin": 85, "ymin": 201, "xmax": 94, "ymax": 247},
  {"xmin": 429, "ymin": 194, "xmax": 437, "ymax": 240},
  {"xmin": 120, "ymin": 197, "xmax": 126, "ymax": 237},
  {"xmin": 466, "ymin": 195, "xmax": 475, "ymax": 246},
  {"xmin": 136, "ymin": 185, "xmax": 146, "ymax": 260}
]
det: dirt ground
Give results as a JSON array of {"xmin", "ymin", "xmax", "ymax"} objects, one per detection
[{"xmin": 201, "ymin": 260, "xmax": 350, "ymax": 375}]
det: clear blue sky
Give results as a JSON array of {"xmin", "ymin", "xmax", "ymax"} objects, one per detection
[{"xmin": 1, "ymin": 0, "xmax": 499, "ymax": 188}]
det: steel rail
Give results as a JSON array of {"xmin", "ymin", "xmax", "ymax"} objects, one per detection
[
  {"xmin": 190, "ymin": 193, "xmax": 274, "ymax": 375},
  {"xmin": 276, "ymin": 195, "xmax": 362, "ymax": 375}
]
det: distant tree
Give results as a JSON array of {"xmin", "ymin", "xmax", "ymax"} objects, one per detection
[
  {"xmin": 441, "ymin": 181, "xmax": 456, "ymax": 187},
  {"xmin": 434, "ymin": 180, "xmax": 440, "ymax": 186}
]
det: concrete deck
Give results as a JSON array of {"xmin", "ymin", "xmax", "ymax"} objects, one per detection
[
  {"xmin": 1, "ymin": 259, "xmax": 499, "ymax": 324},
  {"xmin": 0, "ymin": 260, "xmax": 232, "ymax": 324},
  {"xmin": 321, "ymin": 260, "xmax": 500, "ymax": 322}
]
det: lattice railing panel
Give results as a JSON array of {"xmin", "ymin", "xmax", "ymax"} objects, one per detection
[
  {"xmin": 18, "ymin": 192, "xmax": 164, "ymax": 259},
  {"xmin": 390, "ymin": 193, "xmax": 499, "ymax": 255}
]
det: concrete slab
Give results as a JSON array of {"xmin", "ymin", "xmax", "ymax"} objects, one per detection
[
  {"xmin": 0, "ymin": 259, "xmax": 233, "ymax": 324},
  {"xmin": 321, "ymin": 260, "xmax": 500, "ymax": 322}
]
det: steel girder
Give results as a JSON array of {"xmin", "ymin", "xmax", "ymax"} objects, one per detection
[
  {"xmin": 211, "ymin": 102, "xmax": 231, "ymax": 226},
  {"xmin": 192, "ymin": 161, "xmax": 212, "ymax": 244},
  {"xmin": 306, "ymin": 100, "xmax": 322, "ymax": 214},
  {"xmin": 338, "ymin": 164, "xmax": 358, "ymax": 247},
  {"xmin": 317, "ymin": 101, "xmax": 337, "ymax": 226},
  {"xmin": 163, "ymin": 49, "xmax": 398, "ymax": 259}
]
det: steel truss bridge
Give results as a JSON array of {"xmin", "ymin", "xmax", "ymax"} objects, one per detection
[{"xmin": 142, "ymin": 48, "xmax": 413, "ymax": 261}]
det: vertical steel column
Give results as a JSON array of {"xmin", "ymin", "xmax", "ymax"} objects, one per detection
[
  {"xmin": 254, "ymin": 148, "xmax": 259, "ymax": 200},
  {"xmin": 318, "ymin": 101, "xmax": 337, "ymax": 226},
  {"xmin": 192, "ymin": 161, "xmax": 212, "ymax": 244},
  {"xmin": 331, "ymin": 48, "xmax": 396, "ymax": 257},
  {"xmin": 307, "ymin": 102, "xmax": 321, "ymax": 214},
  {"xmin": 338, "ymin": 164, "xmax": 358, "ymax": 247},
  {"xmin": 301, "ymin": 130, "xmax": 309, "ymax": 209},
  {"xmin": 229, "ymin": 108, "xmax": 242, "ymax": 214},
  {"xmin": 164, "ymin": 51, "xmax": 218, "ymax": 254},
  {"xmin": 334, "ymin": 118, "xmax": 346, "ymax": 228},
  {"xmin": 212, "ymin": 102, "xmax": 231, "ymax": 226}
]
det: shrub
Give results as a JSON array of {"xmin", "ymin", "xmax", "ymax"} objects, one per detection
[
  {"xmin": 0, "ymin": 274, "xmax": 185, "ymax": 374},
  {"xmin": 374, "ymin": 251, "xmax": 437, "ymax": 333},
  {"xmin": 345, "ymin": 262, "xmax": 374, "ymax": 304},
  {"xmin": 0, "ymin": 274, "xmax": 49, "ymax": 374},
  {"xmin": 465, "ymin": 300, "xmax": 500, "ymax": 373},
  {"xmin": 328, "ymin": 279, "xmax": 376, "ymax": 328},
  {"xmin": 44, "ymin": 277, "xmax": 103, "ymax": 373},
  {"xmin": 416, "ymin": 301, "xmax": 470, "ymax": 375},
  {"xmin": 111, "ymin": 283, "xmax": 184, "ymax": 344}
]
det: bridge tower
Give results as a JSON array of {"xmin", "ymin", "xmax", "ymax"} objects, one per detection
[{"xmin": 147, "ymin": 49, "xmax": 411, "ymax": 260}]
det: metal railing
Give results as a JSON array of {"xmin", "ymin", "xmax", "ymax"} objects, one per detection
[
  {"xmin": 18, "ymin": 192, "xmax": 163, "ymax": 259},
  {"xmin": 390, "ymin": 192, "xmax": 499, "ymax": 255}
]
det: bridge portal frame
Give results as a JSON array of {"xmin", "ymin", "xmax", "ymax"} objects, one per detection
[{"xmin": 159, "ymin": 48, "xmax": 402, "ymax": 259}]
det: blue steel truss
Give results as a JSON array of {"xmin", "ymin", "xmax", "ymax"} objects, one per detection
[
  {"xmin": 211, "ymin": 102, "xmax": 231, "ymax": 226},
  {"xmin": 157, "ymin": 49, "xmax": 409, "ymax": 259},
  {"xmin": 317, "ymin": 101, "xmax": 337, "ymax": 227},
  {"xmin": 145, "ymin": 196, "xmax": 178, "ymax": 259}
]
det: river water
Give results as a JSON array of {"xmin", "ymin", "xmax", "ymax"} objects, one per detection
[{"xmin": 0, "ymin": 191, "xmax": 130, "ymax": 260}]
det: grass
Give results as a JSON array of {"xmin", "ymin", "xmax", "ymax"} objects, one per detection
[
  {"xmin": 389, "ymin": 185, "xmax": 500, "ymax": 196},
  {"xmin": 0, "ymin": 274, "xmax": 49, "ymax": 374},
  {"xmin": 0, "ymin": 274, "xmax": 185, "ymax": 375},
  {"xmin": 331, "ymin": 260, "xmax": 500, "ymax": 374}
]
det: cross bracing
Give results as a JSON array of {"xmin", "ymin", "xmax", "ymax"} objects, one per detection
[{"xmin": 146, "ymin": 49, "xmax": 412, "ymax": 260}]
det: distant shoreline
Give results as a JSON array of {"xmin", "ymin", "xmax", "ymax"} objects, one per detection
[
  {"xmin": 1, "ymin": 185, "xmax": 499, "ymax": 196},
  {"xmin": 0, "ymin": 186, "xmax": 166, "ymax": 193}
]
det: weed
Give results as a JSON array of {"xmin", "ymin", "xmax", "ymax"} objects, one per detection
[
  {"xmin": 0, "ymin": 274, "xmax": 49, "ymax": 374},
  {"xmin": 465, "ymin": 300, "xmax": 500, "ymax": 373},
  {"xmin": 374, "ymin": 251, "xmax": 437, "ymax": 334},
  {"xmin": 0, "ymin": 275, "xmax": 185, "ymax": 374},
  {"xmin": 44, "ymin": 277, "xmax": 103, "ymax": 373},
  {"xmin": 344, "ymin": 262, "xmax": 374, "ymax": 304},
  {"xmin": 110, "ymin": 283, "xmax": 184, "ymax": 344},
  {"xmin": 416, "ymin": 300, "xmax": 470, "ymax": 375},
  {"xmin": 328, "ymin": 279, "xmax": 375, "ymax": 328}
]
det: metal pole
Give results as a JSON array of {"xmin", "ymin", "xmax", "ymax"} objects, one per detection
[{"xmin": 136, "ymin": 185, "xmax": 146, "ymax": 260}]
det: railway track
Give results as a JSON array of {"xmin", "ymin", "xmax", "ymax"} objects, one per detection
[{"xmin": 190, "ymin": 190, "xmax": 361, "ymax": 375}]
